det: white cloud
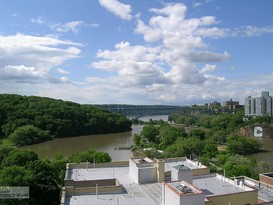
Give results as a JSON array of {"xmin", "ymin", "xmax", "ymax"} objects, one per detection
[
  {"xmin": 48, "ymin": 76, "xmax": 71, "ymax": 84},
  {"xmin": 0, "ymin": 33, "xmax": 82, "ymax": 83},
  {"xmin": 31, "ymin": 16, "xmax": 93, "ymax": 33},
  {"xmin": 0, "ymin": 65, "xmax": 44, "ymax": 81},
  {"xmin": 57, "ymin": 68, "xmax": 70, "ymax": 75},
  {"xmin": 200, "ymin": 64, "xmax": 217, "ymax": 74},
  {"xmin": 99, "ymin": 0, "xmax": 132, "ymax": 20},
  {"xmin": 31, "ymin": 16, "xmax": 45, "ymax": 24},
  {"xmin": 193, "ymin": 2, "xmax": 202, "ymax": 8},
  {"xmin": 243, "ymin": 26, "xmax": 273, "ymax": 37},
  {"xmin": 92, "ymin": 42, "xmax": 167, "ymax": 86},
  {"xmin": 90, "ymin": 2, "xmax": 234, "ymax": 101},
  {"xmin": 52, "ymin": 21, "xmax": 84, "ymax": 33}
]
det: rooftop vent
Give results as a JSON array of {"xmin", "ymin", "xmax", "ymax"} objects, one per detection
[
  {"xmin": 138, "ymin": 158, "xmax": 147, "ymax": 163},
  {"xmin": 173, "ymin": 164, "xmax": 190, "ymax": 171},
  {"xmin": 176, "ymin": 184, "xmax": 193, "ymax": 194}
]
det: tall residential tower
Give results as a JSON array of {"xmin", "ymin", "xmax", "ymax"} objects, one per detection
[{"xmin": 245, "ymin": 91, "xmax": 273, "ymax": 117}]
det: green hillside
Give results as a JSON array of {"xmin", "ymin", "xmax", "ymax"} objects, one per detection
[{"xmin": 0, "ymin": 94, "xmax": 131, "ymax": 146}]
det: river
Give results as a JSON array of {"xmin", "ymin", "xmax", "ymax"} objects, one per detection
[
  {"xmin": 22, "ymin": 115, "xmax": 168, "ymax": 161},
  {"xmin": 22, "ymin": 125, "xmax": 143, "ymax": 161},
  {"xmin": 22, "ymin": 115, "xmax": 273, "ymax": 164}
]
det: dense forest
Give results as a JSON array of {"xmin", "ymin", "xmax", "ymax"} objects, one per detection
[{"xmin": 0, "ymin": 94, "xmax": 132, "ymax": 146}]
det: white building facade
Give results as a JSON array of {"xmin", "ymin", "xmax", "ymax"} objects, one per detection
[{"xmin": 245, "ymin": 91, "xmax": 273, "ymax": 117}]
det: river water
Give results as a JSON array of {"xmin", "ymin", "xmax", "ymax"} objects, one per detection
[
  {"xmin": 22, "ymin": 115, "xmax": 273, "ymax": 164},
  {"xmin": 22, "ymin": 115, "xmax": 168, "ymax": 161}
]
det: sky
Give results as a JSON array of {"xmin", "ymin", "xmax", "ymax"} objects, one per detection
[{"xmin": 1, "ymin": 0, "xmax": 273, "ymax": 105}]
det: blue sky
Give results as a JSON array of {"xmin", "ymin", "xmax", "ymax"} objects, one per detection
[{"xmin": 1, "ymin": 0, "xmax": 273, "ymax": 105}]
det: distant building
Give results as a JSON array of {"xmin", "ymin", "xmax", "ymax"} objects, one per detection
[
  {"xmin": 222, "ymin": 99, "xmax": 241, "ymax": 112},
  {"xmin": 209, "ymin": 101, "xmax": 221, "ymax": 108},
  {"xmin": 245, "ymin": 91, "xmax": 273, "ymax": 117}
]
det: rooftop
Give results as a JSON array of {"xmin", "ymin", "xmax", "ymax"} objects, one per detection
[
  {"xmin": 164, "ymin": 158, "xmax": 206, "ymax": 172},
  {"xmin": 65, "ymin": 166, "xmax": 162, "ymax": 205},
  {"xmin": 62, "ymin": 158, "xmax": 273, "ymax": 205},
  {"xmin": 193, "ymin": 174, "xmax": 254, "ymax": 198}
]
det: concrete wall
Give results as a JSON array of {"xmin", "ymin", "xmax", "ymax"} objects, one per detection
[
  {"xmin": 67, "ymin": 160, "xmax": 129, "ymax": 169},
  {"xmin": 163, "ymin": 183, "xmax": 180, "ymax": 205},
  {"xmin": 64, "ymin": 185, "xmax": 123, "ymax": 195},
  {"xmin": 64, "ymin": 178, "xmax": 117, "ymax": 188},
  {"xmin": 164, "ymin": 157, "xmax": 187, "ymax": 163},
  {"xmin": 163, "ymin": 183, "xmax": 205, "ymax": 205},
  {"xmin": 129, "ymin": 158, "xmax": 158, "ymax": 184},
  {"xmin": 192, "ymin": 168, "xmax": 210, "ymax": 176},
  {"xmin": 129, "ymin": 159, "xmax": 139, "ymax": 183},
  {"xmin": 156, "ymin": 159, "xmax": 164, "ymax": 183},
  {"xmin": 180, "ymin": 194, "xmax": 205, "ymax": 205},
  {"xmin": 260, "ymin": 173, "xmax": 273, "ymax": 187},
  {"xmin": 138, "ymin": 167, "xmax": 157, "ymax": 184},
  {"xmin": 171, "ymin": 168, "xmax": 193, "ymax": 183},
  {"xmin": 205, "ymin": 190, "xmax": 258, "ymax": 205}
]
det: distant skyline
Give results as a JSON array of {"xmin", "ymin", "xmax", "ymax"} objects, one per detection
[{"xmin": 1, "ymin": 0, "xmax": 273, "ymax": 105}]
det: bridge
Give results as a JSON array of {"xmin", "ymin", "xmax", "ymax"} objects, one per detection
[{"xmin": 93, "ymin": 104, "xmax": 211, "ymax": 117}]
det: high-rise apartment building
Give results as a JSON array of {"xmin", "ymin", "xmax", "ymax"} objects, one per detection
[{"xmin": 245, "ymin": 91, "xmax": 273, "ymax": 117}]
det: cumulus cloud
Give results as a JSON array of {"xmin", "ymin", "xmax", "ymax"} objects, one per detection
[
  {"xmin": 0, "ymin": 65, "xmax": 44, "ymax": 81},
  {"xmin": 88, "ymin": 2, "xmax": 236, "ymax": 103},
  {"xmin": 0, "ymin": 33, "xmax": 81, "ymax": 83},
  {"xmin": 99, "ymin": 0, "xmax": 132, "ymax": 20},
  {"xmin": 92, "ymin": 41, "xmax": 167, "ymax": 86}
]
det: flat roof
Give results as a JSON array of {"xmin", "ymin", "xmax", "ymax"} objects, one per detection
[
  {"xmin": 65, "ymin": 166, "xmax": 162, "ymax": 205},
  {"xmin": 241, "ymin": 177, "xmax": 273, "ymax": 202},
  {"xmin": 65, "ymin": 182, "xmax": 162, "ymax": 205},
  {"xmin": 193, "ymin": 174, "xmax": 254, "ymax": 198},
  {"xmin": 69, "ymin": 167, "xmax": 130, "ymax": 182},
  {"xmin": 165, "ymin": 159, "xmax": 206, "ymax": 172}
]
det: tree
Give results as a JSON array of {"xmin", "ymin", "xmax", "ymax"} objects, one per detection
[
  {"xmin": 68, "ymin": 149, "xmax": 111, "ymax": 163},
  {"xmin": 227, "ymin": 135, "xmax": 262, "ymax": 155},
  {"xmin": 164, "ymin": 137, "xmax": 204, "ymax": 158},
  {"xmin": 0, "ymin": 166, "xmax": 32, "ymax": 186},
  {"xmin": 9, "ymin": 125, "xmax": 52, "ymax": 146},
  {"xmin": 189, "ymin": 129, "xmax": 206, "ymax": 140},
  {"xmin": 27, "ymin": 160, "xmax": 60, "ymax": 205},
  {"xmin": 159, "ymin": 125, "xmax": 186, "ymax": 149},
  {"xmin": 1, "ymin": 149, "xmax": 38, "ymax": 167},
  {"xmin": 133, "ymin": 134, "xmax": 141, "ymax": 146},
  {"xmin": 141, "ymin": 125, "xmax": 159, "ymax": 144},
  {"xmin": 203, "ymin": 142, "xmax": 218, "ymax": 158},
  {"xmin": 223, "ymin": 155, "xmax": 257, "ymax": 179},
  {"xmin": 0, "ymin": 94, "xmax": 132, "ymax": 144}
]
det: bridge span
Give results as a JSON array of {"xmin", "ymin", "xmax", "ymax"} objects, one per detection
[{"xmin": 93, "ymin": 104, "xmax": 194, "ymax": 116}]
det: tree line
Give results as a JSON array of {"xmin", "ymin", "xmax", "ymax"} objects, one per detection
[{"xmin": 0, "ymin": 94, "xmax": 132, "ymax": 146}]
